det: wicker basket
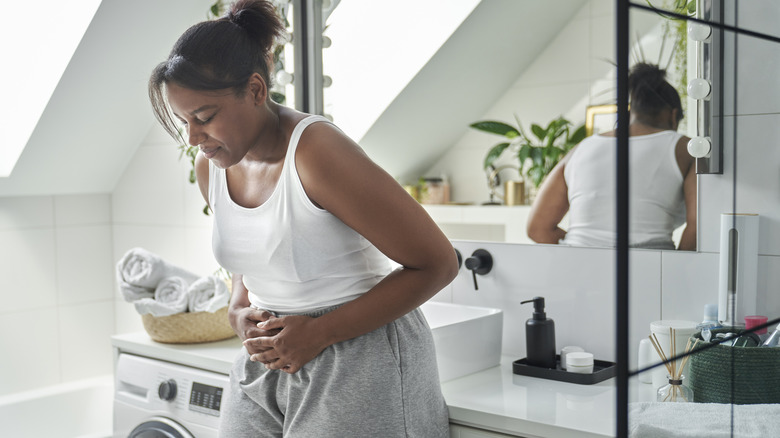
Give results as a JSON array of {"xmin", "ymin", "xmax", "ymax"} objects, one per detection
[
  {"xmin": 688, "ymin": 328, "xmax": 780, "ymax": 404},
  {"xmin": 141, "ymin": 306, "xmax": 236, "ymax": 344}
]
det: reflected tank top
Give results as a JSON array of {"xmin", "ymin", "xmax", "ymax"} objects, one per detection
[{"xmin": 561, "ymin": 131, "xmax": 686, "ymax": 248}]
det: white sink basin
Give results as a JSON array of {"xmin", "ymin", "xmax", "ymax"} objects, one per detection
[{"xmin": 420, "ymin": 301, "xmax": 503, "ymax": 382}]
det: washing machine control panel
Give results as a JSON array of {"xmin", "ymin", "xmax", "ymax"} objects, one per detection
[
  {"xmin": 158, "ymin": 379, "xmax": 178, "ymax": 401},
  {"xmin": 189, "ymin": 382, "xmax": 223, "ymax": 416}
]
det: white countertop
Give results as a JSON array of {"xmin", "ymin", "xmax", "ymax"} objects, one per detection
[
  {"xmin": 442, "ymin": 356, "xmax": 615, "ymax": 437},
  {"xmin": 112, "ymin": 333, "xmax": 655, "ymax": 437}
]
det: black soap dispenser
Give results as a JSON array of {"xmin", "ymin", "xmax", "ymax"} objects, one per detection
[{"xmin": 520, "ymin": 296, "xmax": 556, "ymax": 369}]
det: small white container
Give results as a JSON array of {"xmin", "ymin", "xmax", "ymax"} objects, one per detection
[
  {"xmin": 637, "ymin": 338, "xmax": 654, "ymax": 384},
  {"xmin": 560, "ymin": 346, "xmax": 584, "ymax": 370},
  {"xmin": 566, "ymin": 352, "xmax": 594, "ymax": 374}
]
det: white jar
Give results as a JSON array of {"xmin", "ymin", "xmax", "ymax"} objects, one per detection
[
  {"xmin": 566, "ymin": 352, "xmax": 594, "ymax": 374},
  {"xmin": 560, "ymin": 346, "xmax": 584, "ymax": 370}
]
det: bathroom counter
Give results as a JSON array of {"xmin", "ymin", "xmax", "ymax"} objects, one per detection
[
  {"xmin": 442, "ymin": 356, "xmax": 656, "ymax": 437},
  {"xmin": 112, "ymin": 334, "xmax": 653, "ymax": 437}
]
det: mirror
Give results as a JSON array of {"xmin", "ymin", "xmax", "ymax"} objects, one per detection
[
  {"xmin": 318, "ymin": 0, "xmax": 702, "ymax": 250},
  {"xmin": 625, "ymin": 0, "xmax": 780, "ymax": 435}
]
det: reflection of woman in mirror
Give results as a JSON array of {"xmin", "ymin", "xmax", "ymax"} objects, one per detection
[
  {"xmin": 527, "ymin": 63, "xmax": 696, "ymax": 250},
  {"xmin": 148, "ymin": 0, "xmax": 455, "ymax": 435}
]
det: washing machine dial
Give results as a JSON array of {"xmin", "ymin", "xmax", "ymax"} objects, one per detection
[{"xmin": 158, "ymin": 379, "xmax": 178, "ymax": 401}]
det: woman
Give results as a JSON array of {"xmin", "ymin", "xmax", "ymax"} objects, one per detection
[
  {"xmin": 148, "ymin": 1, "xmax": 457, "ymax": 436},
  {"xmin": 527, "ymin": 63, "xmax": 696, "ymax": 251}
]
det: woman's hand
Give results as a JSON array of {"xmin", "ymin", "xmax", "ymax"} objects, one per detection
[
  {"xmin": 229, "ymin": 306, "xmax": 281, "ymax": 352},
  {"xmin": 242, "ymin": 315, "xmax": 329, "ymax": 374}
]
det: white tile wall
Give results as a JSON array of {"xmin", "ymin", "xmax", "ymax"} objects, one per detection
[
  {"xmin": 0, "ymin": 308, "xmax": 61, "ymax": 393},
  {"xmin": 0, "ymin": 194, "xmax": 113, "ymax": 395},
  {"xmin": 444, "ymin": 241, "xmax": 661, "ymax": 369},
  {"xmin": 59, "ymin": 300, "xmax": 114, "ymax": 382},
  {"xmin": 1, "ymin": 228, "xmax": 58, "ymax": 313}
]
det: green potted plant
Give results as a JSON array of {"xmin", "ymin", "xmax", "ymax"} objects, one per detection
[{"xmin": 471, "ymin": 115, "xmax": 586, "ymax": 189}]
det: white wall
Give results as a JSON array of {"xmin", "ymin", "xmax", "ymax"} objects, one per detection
[{"xmin": 0, "ymin": 195, "xmax": 114, "ymax": 395}]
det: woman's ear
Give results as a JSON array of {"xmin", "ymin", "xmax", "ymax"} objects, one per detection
[{"xmin": 247, "ymin": 72, "xmax": 268, "ymax": 105}]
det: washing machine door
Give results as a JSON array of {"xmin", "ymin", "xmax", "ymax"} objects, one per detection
[{"xmin": 127, "ymin": 417, "xmax": 195, "ymax": 438}]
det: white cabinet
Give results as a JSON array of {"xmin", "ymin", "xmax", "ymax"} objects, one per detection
[{"xmin": 450, "ymin": 424, "xmax": 526, "ymax": 437}]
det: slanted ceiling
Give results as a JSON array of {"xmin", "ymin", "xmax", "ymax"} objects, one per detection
[
  {"xmin": 360, "ymin": 0, "xmax": 587, "ymax": 183},
  {"xmin": 0, "ymin": 0, "xmax": 584, "ymax": 196},
  {"xmin": 0, "ymin": 0, "xmax": 212, "ymax": 196}
]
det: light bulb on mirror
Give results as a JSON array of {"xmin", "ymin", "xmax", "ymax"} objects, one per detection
[
  {"xmin": 688, "ymin": 22, "xmax": 712, "ymax": 42},
  {"xmin": 275, "ymin": 70, "xmax": 293, "ymax": 86},
  {"xmin": 322, "ymin": 75, "xmax": 332, "ymax": 88},
  {"xmin": 688, "ymin": 78, "xmax": 711, "ymax": 100},
  {"xmin": 322, "ymin": 36, "xmax": 332, "ymax": 48},
  {"xmin": 687, "ymin": 137, "xmax": 711, "ymax": 158}
]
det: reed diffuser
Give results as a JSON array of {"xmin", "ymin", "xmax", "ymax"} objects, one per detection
[{"xmin": 649, "ymin": 328, "xmax": 699, "ymax": 402}]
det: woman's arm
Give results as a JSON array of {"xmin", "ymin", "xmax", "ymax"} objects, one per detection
[
  {"xmin": 246, "ymin": 122, "xmax": 458, "ymax": 373},
  {"xmin": 675, "ymin": 136, "xmax": 697, "ymax": 251},
  {"xmin": 526, "ymin": 151, "xmax": 574, "ymax": 244}
]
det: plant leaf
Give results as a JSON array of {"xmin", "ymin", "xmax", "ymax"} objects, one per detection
[
  {"xmin": 528, "ymin": 166, "xmax": 545, "ymax": 188},
  {"xmin": 529, "ymin": 146, "xmax": 544, "ymax": 167},
  {"xmin": 568, "ymin": 124, "xmax": 587, "ymax": 145},
  {"xmin": 483, "ymin": 142, "xmax": 510, "ymax": 169},
  {"xmin": 517, "ymin": 144, "xmax": 531, "ymax": 169},
  {"xmin": 470, "ymin": 121, "xmax": 520, "ymax": 138},
  {"xmin": 271, "ymin": 92, "xmax": 286, "ymax": 104},
  {"xmin": 531, "ymin": 124, "xmax": 546, "ymax": 141}
]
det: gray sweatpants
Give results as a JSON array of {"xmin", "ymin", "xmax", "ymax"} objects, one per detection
[{"xmin": 219, "ymin": 306, "xmax": 450, "ymax": 437}]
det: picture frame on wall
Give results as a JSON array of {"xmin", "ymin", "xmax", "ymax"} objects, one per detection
[{"xmin": 585, "ymin": 104, "xmax": 618, "ymax": 137}]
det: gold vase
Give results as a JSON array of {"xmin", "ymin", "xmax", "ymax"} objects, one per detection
[{"xmin": 503, "ymin": 181, "xmax": 525, "ymax": 206}]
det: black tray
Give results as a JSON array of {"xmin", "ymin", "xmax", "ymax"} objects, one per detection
[{"xmin": 512, "ymin": 355, "xmax": 616, "ymax": 385}]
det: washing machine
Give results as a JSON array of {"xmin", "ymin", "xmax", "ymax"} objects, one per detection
[{"xmin": 113, "ymin": 353, "xmax": 230, "ymax": 438}]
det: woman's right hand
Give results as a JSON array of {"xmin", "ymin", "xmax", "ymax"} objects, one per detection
[
  {"xmin": 229, "ymin": 306, "xmax": 276, "ymax": 341},
  {"xmin": 227, "ymin": 273, "xmax": 281, "ymax": 355}
]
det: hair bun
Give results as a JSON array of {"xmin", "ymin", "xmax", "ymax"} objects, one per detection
[
  {"xmin": 225, "ymin": 0, "xmax": 284, "ymax": 53},
  {"xmin": 629, "ymin": 62, "xmax": 667, "ymax": 90}
]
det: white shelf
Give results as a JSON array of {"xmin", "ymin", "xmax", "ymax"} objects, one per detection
[{"xmin": 422, "ymin": 205, "xmax": 535, "ymax": 244}]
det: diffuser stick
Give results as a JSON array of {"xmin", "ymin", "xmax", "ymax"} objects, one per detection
[{"xmin": 649, "ymin": 334, "xmax": 673, "ymax": 375}]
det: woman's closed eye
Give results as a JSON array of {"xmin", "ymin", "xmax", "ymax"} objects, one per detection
[{"xmin": 195, "ymin": 114, "xmax": 216, "ymax": 125}]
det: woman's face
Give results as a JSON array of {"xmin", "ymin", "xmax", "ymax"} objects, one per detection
[{"xmin": 166, "ymin": 82, "xmax": 262, "ymax": 169}]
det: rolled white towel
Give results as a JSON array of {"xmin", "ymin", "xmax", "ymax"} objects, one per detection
[
  {"xmin": 133, "ymin": 276, "xmax": 191, "ymax": 317},
  {"xmin": 187, "ymin": 276, "xmax": 230, "ymax": 313},
  {"xmin": 116, "ymin": 247, "xmax": 199, "ymax": 302},
  {"xmin": 119, "ymin": 283, "xmax": 154, "ymax": 302}
]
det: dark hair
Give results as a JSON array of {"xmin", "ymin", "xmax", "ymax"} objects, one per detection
[
  {"xmin": 628, "ymin": 62, "xmax": 684, "ymax": 124},
  {"xmin": 149, "ymin": 0, "xmax": 285, "ymax": 139}
]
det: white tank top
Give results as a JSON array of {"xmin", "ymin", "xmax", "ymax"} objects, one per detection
[
  {"xmin": 208, "ymin": 115, "xmax": 393, "ymax": 312},
  {"xmin": 561, "ymin": 130, "xmax": 686, "ymax": 249}
]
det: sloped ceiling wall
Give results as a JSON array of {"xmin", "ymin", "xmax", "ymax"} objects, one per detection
[
  {"xmin": 359, "ymin": 0, "xmax": 587, "ymax": 182},
  {"xmin": 0, "ymin": 0, "xmax": 585, "ymax": 196},
  {"xmin": 0, "ymin": 0, "xmax": 212, "ymax": 196}
]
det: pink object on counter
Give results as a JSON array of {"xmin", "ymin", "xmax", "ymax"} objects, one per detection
[{"xmin": 745, "ymin": 315, "xmax": 768, "ymax": 335}]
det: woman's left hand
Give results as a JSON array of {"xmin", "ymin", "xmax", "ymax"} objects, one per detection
[{"xmin": 242, "ymin": 315, "xmax": 329, "ymax": 374}]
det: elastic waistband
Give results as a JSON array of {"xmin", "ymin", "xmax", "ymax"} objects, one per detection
[{"xmin": 250, "ymin": 303, "xmax": 342, "ymax": 318}]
